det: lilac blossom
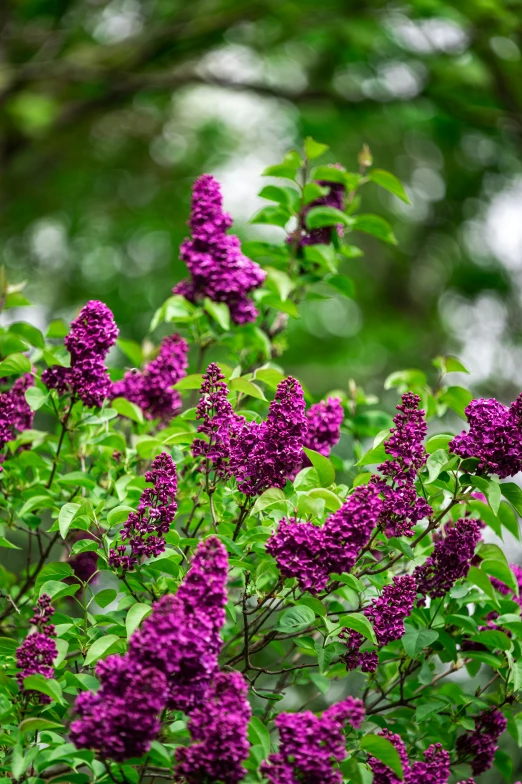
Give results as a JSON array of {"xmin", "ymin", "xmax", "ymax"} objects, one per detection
[
  {"xmin": 261, "ymin": 697, "xmax": 364, "ymax": 784},
  {"xmin": 266, "ymin": 484, "xmax": 382, "ymax": 594},
  {"xmin": 16, "ymin": 595, "xmax": 57, "ymax": 703},
  {"xmin": 490, "ymin": 563, "xmax": 522, "ymax": 606},
  {"xmin": 43, "ymin": 300, "xmax": 119, "ymax": 408},
  {"xmin": 175, "ymin": 671, "xmax": 251, "ymax": 784},
  {"xmin": 230, "ymin": 376, "xmax": 307, "ymax": 496},
  {"xmin": 341, "ymin": 576, "xmax": 417, "ymax": 671},
  {"xmin": 414, "ymin": 518, "xmax": 482, "ymax": 601},
  {"xmin": 109, "ymin": 452, "xmax": 178, "ymax": 570},
  {"xmin": 129, "ymin": 536, "xmax": 228, "ymax": 712},
  {"xmin": 174, "ymin": 174, "xmax": 266, "ymax": 324},
  {"xmin": 450, "ymin": 395, "xmax": 522, "ymax": 478},
  {"xmin": 192, "ymin": 363, "xmax": 244, "ymax": 479},
  {"xmin": 304, "ymin": 397, "xmax": 344, "ymax": 456},
  {"xmin": 70, "ymin": 655, "xmax": 168, "ymax": 761},
  {"xmin": 111, "ymin": 334, "xmax": 188, "ymax": 422},
  {"xmin": 0, "ymin": 393, "xmax": 15, "ymax": 469},
  {"xmin": 456, "ymin": 708, "xmax": 507, "ymax": 776},
  {"xmin": 373, "ymin": 392, "xmax": 432, "ymax": 538},
  {"xmin": 368, "ymin": 731, "xmax": 450, "ymax": 784},
  {"xmin": 9, "ymin": 374, "xmax": 35, "ymax": 432}
]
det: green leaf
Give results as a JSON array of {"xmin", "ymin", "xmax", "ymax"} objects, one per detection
[
  {"xmin": 107, "ymin": 505, "xmax": 134, "ymax": 527},
  {"xmin": 265, "ymin": 267, "xmax": 294, "ymax": 301},
  {"xmin": 426, "ymin": 449, "xmax": 450, "ymax": 483},
  {"xmin": 304, "ymin": 137, "xmax": 329, "ymax": 160},
  {"xmin": 368, "ymin": 169, "xmax": 410, "ymax": 204},
  {"xmin": 24, "ymin": 386, "xmax": 49, "ymax": 411},
  {"xmin": 248, "ymin": 717, "xmax": 271, "ymax": 758},
  {"xmin": 440, "ymin": 386, "xmax": 473, "ymax": 419},
  {"xmin": 58, "ymin": 502, "xmax": 81, "ymax": 539},
  {"xmin": 126, "ymin": 603, "xmax": 153, "ymax": 639},
  {"xmin": 307, "ymin": 488, "xmax": 342, "ymax": 512},
  {"xmin": 95, "ymin": 589, "xmax": 117, "ymax": 609},
  {"xmin": 259, "ymin": 185, "xmax": 299, "ymax": 209},
  {"xmin": 482, "ymin": 559, "xmax": 519, "ymax": 595},
  {"xmin": 467, "ymin": 565, "xmax": 498, "ymax": 602},
  {"xmin": 0, "ymin": 637, "xmax": 18, "ymax": 654},
  {"xmin": 302, "ymin": 447, "xmax": 335, "ymax": 487},
  {"xmin": 356, "ymin": 441, "xmax": 388, "ymax": 466},
  {"xmin": 387, "ymin": 537, "xmax": 414, "ymax": 560},
  {"xmin": 339, "ymin": 612, "xmax": 377, "ymax": 644},
  {"xmin": 111, "ymin": 397, "xmax": 144, "ymax": 424},
  {"xmin": 306, "ymin": 205, "xmax": 351, "ymax": 229},
  {"xmin": 402, "ymin": 625, "xmax": 439, "ymax": 657},
  {"xmin": 0, "ymin": 353, "xmax": 31, "ymax": 377},
  {"xmin": 23, "ymin": 675, "xmax": 64, "ymax": 705},
  {"xmin": 251, "ymin": 205, "xmax": 291, "ymax": 228},
  {"xmin": 311, "ymin": 165, "xmax": 347, "ymax": 184},
  {"xmin": 0, "ymin": 536, "xmax": 20, "ymax": 550},
  {"xmin": 9, "ymin": 322, "xmax": 45, "ymax": 348},
  {"xmin": 254, "ymin": 367, "xmax": 285, "ymax": 389},
  {"xmin": 360, "ymin": 735, "xmax": 404, "ymax": 780},
  {"xmin": 501, "ymin": 483, "xmax": 522, "ymax": 516},
  {"xmin": 84, "ymin": 634, "xmax": 122, "ymax": 667},
  {"xmin": 352, "ymin": 214, "xmax": 397, "ymax": 245},
  {"xmin": 39, "ymin": 580, "xmax": 80, "ymax": 601},
  {"xmin": 470, "ymin": 629, "xmax": 512, "ymax": 651},
  {"xmin": 203, "ymin": 298, "xmax": 231, "ymax": 331},
  {"xmin": 325, "ymin": 274, "xmax": 355, "ymax": 298},
  {"xmin": 487, "ymin": 479, "xmax": 501, "ymax": 515},
  {"xmin": 230, "ymin": 377, "xmax": 267, "ymax": 401},
  {"xmin": 276, "ymin": 605, "xmax": 316, "ymax": 634},
  {"xmin": 415, "ymin": 700, "xmax": 446, "ymax": 721},
  {"xmin": 252, "ymin": 487, "xmax": 288, "ymax": 514},
  {"xmin": 19, "ymin": 717, "xmax": 63, "ymax": 733},
  {"xmin": 117, "ymin": 338, "xmax": 144, "ymax": 367}
]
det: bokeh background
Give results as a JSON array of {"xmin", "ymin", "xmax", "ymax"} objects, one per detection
[{"xmin": 2, "ymin": 0, "xmax": 522, "ymax": 402}]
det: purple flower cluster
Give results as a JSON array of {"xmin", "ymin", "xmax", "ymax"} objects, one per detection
[
  {"xmin": 372, "ymin": 392, "xmax": 432, "ymax": 538},
  {"xmin": 16, "ymin": 594, "xmax": 57, "ymax": 703},
  {"xmin": 304, "ymin": 397, "xmax": 344, "ymax": 456},
  {"xmin": 129, "ymin": 536, "xmax": 228, "ymax": 712},
  {"xmin": 368, "ymin": 731, "xmax": 450, "ymax": 784},
  {"xmin": 109, "ymin": 452, "xmax": 178, "ymax": 570},
  {"xmin": 340, "ymin": 575, "xmax": 417, "ymax": 672},
  {"xmin": 230, "ymin": 376, "xmax": 307, "ymax": 496},
  {"xmin": 414, "ymin": 518, "xmax": 482, "ymax": 601},
  {"xmin": 450, "ymin": 395, "xmax": 522, "ymax": 477},
  {"xmin": 456, "ymin": 708, "xmax": 507, "ymax": 776},
  {"xmin": 175, "ymin": 671, "xmax": 251, "ymax": 784},
  {"xmin": 192, "ymin": 363, "xmax": 243, "ymax": 478},
  {"xmin": 111, "ymin": 334, "xmax": 188, "ymax": 422},
  {"xmin": 72, "ymin": 538, "xmax": 230, "ymax": 760},
  {"xmin": 294, "ymin": 166, "xmax": 346, "ymax": 247},
  {"xmin": 9, "ymin": 374, "xmax": 35, "ymax": 432},
  {"xmin": 261, "ymin": 697, "xmax": 364, "ymax": 784},
  {"xmin": 266, "ymin": 484, "xmax": 382, "ymax": 593},
  {"xmin": 71, "ymin": 656, "xmax": 168, "ymax": 761},
  {"xmin": 43, "ymin": 300, "xmax": 119, "ymax": 408},
  {"xmin": 174, "ymin": 174, "xmax": 266, "ymax": 324}
]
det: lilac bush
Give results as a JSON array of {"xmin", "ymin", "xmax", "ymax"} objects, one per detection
[{"xmin": 0, "ymin": 141, "xmax": 521, "ymax": 784}]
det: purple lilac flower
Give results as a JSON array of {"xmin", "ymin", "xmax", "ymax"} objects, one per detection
[
  {"xmin": 368, "ymin": 731, "xmax": 450, "ymax": 784},
  {"xmin": 414, "ymin": 518, "xmax": 482, "ymax": 601},
  {"xmin": 192, "ymin": 363, "xmax": 244, "ymax": 479},
  {"xmin": 292, "ymin": 166, "xmax": 346, "ymax": 247},
  {"xmin": 129, "ymin": 536, "xmax": 228, "ymax": 712},
  {"xmin": 16, "ymin": 595, "xmax": 57, "ymax": 703},
  {"xmin": 304, "ymin": 397, "xmax": 344, "ymax": 456},
  {"xmin": 266, "ymin": 484, "xmax": 382, "ymax": 594},
  {"xmin": 490, "ymin": 563, "xmax": 522, "ymax": 606},
  {"xmin": 43, "ymin": 301, "xmax": 119, "ymax": 408},
  {"xmin": 72, "ymin": 538, "xmax": 229, "ymax": 760},
  {"xmin": 111, "ymin": 334, "xmax": 188, "ymax": 422},
  {"xmin": 456, "ymin": 708, "xmax": 507, "ymax": 776},
  {"xmin": 0, "ymin": 392, "xmax": 15, "ymax": 470},
  {"xmin": 9, "ymin": 374, "xmax": 35, "ymax": 432},
  {"xmin": 450, "ymin": 395, "xmax": 522, "ymax": 478},
  {"xmin": 230, "ymin": 377, "xmax": 307, "ymax": 496},
  {"xmin": 174, "ymin": 174, "xmax": 266, "ymax": 324},
  {"xmin": 340, "ymin": 575, "xmax": 417, "ymax": 671},
  {"xmin": 372, "ymin": 392, "xmax": 432, "ymax": 538},
  {"xmin": 175, "ymin": 671, "xmax": 251, "ymax": 784},
  {"xmin": 109, "ymin": 452, "xmax": 178, "ymax": 570},
  {"xmin": 70, "ymin": 655, "xmax": 168, "ymax": 761},
  {"xmin": 261, "ymin": 697, "xmax": 364, "ymax": 784}
]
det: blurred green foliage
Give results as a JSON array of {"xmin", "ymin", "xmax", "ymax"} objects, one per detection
[{"xmin": 1, "ymin": 0, "xmax": 522, "ymax": 399}]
